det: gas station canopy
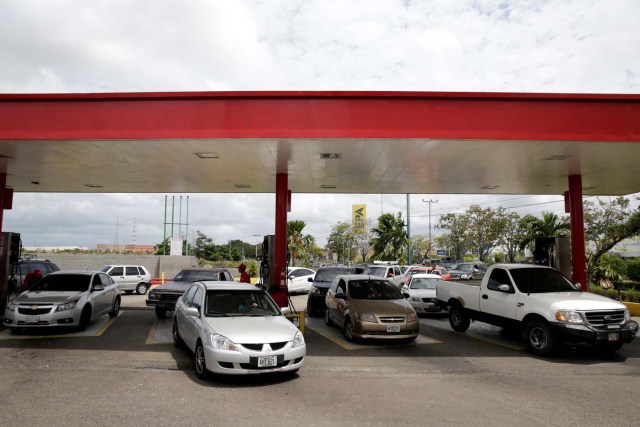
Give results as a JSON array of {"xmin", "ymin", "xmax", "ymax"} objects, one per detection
[{"xmin": 0, "ymin": 91, "xmax": 639, "ymax": 196}]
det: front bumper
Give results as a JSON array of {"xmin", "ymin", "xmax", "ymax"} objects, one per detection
[
  {"xmin": 4, "ymin": 305, "xmax": 81, "ymax": 329},
  {"xmin": 550, "ymin": 320, "xmax": 638, "ymax": 345},
  {"xmin": 204, "ymin": 342, "xmax": 306, "ymax": 375},
  {"xmin": 352, "ymin": 319, "xmax": 420, "ymax": 340}
]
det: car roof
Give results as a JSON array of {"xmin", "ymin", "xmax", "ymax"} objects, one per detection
[
  {"xmin": 409, "ymin": 273, "xmax": 442, "ymax": 279},
  {"xmin": 50, "ymin": 270, "xmax": 97, "ymax": 275},
  {"xmin": 197, "ymin": 281, "xmax": 260, "ymax": 291}
]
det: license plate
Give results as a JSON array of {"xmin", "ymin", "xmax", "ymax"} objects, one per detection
[
  {"xmin": 257, "ymin": 356, "xmax": 277, "ymax": 367},
  {"xmin": 387, "ymin": 324, "xmax": 400, "ymax": 333},
  {"xmin": 26, "ymin": 315, "xmax": 39, "ymax": 324},
  {"xmin": 608, "ymin": 332, "xmax": 619, "ymax": 341}
]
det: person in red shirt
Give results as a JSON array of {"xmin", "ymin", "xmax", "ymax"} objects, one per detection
[
  {"xmin": 238, "ymin": 264, "xmax": 251, "ymax": 283},
  {"xmin": 20, "ymin": 269, "xmax": 43, "ymax": 292}
]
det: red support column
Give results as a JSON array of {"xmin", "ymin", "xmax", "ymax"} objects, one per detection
[
  {"xmin": 271, "ymin": 173, "xmax": 289, "ymax": 307},
  {"xmin": 568, "ymin": 175, "xmax": 587, "ymax": 290},
  {"xmin": 0, "ymin": 173, "xmax": 6, "ymax": 233}
]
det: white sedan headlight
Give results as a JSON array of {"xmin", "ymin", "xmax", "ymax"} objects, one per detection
[
  {"xmin": 56, "ymin": 300, "xmax": 78, "ymax": 312},
  {"xmin": 292, "ymin": 331, "xmax": 305, "ymax": 348},
  {"xmin": 555, "ymin": 310, "xmax": 584, "ymax": 324},
  {"xmin": 355, "ymin": 312, "xmax": 377, "ymax": 323},
  {"xmin": 210, "ymin": 334, "xmax": 240, "ymax": 352}
]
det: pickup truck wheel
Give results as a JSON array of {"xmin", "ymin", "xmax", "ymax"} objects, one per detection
[
  {"xmin": 136, "ymin": 283, "xmax": 149, "ymax": 295},
  {"xmin": 524, "ymin": 320, "xmax": 555, "ymax": 356},
  {"xmin": 449, "ymin": 304, "xmax": 470, "ymax": 332},
  {"xmin": 155, "ymin": 307, "xmax": 167, "ymax": 319}
]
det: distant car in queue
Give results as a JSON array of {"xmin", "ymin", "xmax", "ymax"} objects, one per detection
[
  {"xmin": 306, "ymin": 265, "xmax": 362, "ymax": 316},
  {"xmin": 4, "ymin": 270, "xmax": 120, "ymax": 332},
  {"xmin": 146, "ymin": 267, "xmax": 234, "ymax": 319},
  {"xmin": 400, "ymin": 273, "xmax": 445, "ymax": 314}
]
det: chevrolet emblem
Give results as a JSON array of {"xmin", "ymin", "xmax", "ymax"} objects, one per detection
[{"xmin": 31, "ymin": 305, "xmax": 39, "ymax": 310}]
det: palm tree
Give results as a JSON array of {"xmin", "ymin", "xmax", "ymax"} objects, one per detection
[
  {"xmin": 287, "ymin": 220, "xmax": 315, "ymax": 266},
  {"xmin": 370, "ymin": 212, "xmax": 408, "ymax": 261},
  {"xmin": 519, "ymin": 211, "xmax": 570, "ymax": 252}
]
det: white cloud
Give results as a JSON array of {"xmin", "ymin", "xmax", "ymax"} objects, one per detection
[{"xmin": 1, "ymin": 0, "xmax": 639, "ymax": 248}]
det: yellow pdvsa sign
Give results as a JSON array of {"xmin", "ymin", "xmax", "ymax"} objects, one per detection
[{"xmin": 352, "ymin": 204, "xmax": 366, "ymax": 233}]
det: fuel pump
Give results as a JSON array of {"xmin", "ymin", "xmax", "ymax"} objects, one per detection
[{"xmin": 0, "ymin": 232, "xmax": 21, "ymax": 314}]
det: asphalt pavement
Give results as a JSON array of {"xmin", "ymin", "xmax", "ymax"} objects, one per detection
[{"xmin": 0, "ymin": 291, "xmax": 638, "ymax": 427}]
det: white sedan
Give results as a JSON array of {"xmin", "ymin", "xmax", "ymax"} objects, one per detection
[
  {"xmin": 400, "ymin": 273, "xmax": 444, "ymax": 314},
  {"xmin": 4, "ymin": 270, "xmax": 121, "ymax": 331},
  {"xmin": 287, "ymin": 267, "xmax": 316, "ymax": 294},
  {"xmin": 172, "ymin": 282, "xmax": 306, "ymax": 378}
]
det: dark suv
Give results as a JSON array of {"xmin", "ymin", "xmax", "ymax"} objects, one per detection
[
  {"xmin": 306, "ymin": 265, "xmax": 363, "ymax": 316},
  {"xmin": 11, "ymin": 259, "xmax": 60, "ymax": 291},
  {"xmin": 146, "ymin": 267, "xmax": 234, "ymax": 318}
]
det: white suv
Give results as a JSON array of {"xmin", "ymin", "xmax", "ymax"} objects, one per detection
[{"xmin": 99, "ymin": 265, "xmax": 152, "ymax": 295}]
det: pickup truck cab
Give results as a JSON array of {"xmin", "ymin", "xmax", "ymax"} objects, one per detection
[{"xmin": 436, "ymin": 264, "xmax": 638, "ymax": 356}]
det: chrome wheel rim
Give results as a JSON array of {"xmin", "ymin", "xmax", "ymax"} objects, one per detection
[
  {"xmin": 344, "ymin": 322, "xmax": 353, "ymax": 340},
  {"xmin": 195, "ymin": 346, "xmax": 205, "ymax": 374},
  {"xmin": 530, "ymin": 327, "xmax": 547, "ymax": 349}
]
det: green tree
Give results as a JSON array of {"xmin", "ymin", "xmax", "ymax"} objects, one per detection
[
  {"xmin": 519, "ymin": 211, "xmax": 570, "ymax": 252},
  {"xmin": 370, "ymin": 212, "xmax": 408, "ymax": 261},
  {"xmin": 499, "ymin": 211, "xmax": 527, "ymax": 262},
  {"xmin": 466, "ymin": 205, "xmax": 508, "ymax": 262},
  {"xmin": 584, "ymin": 196, "xmax": 640, "ymax": 284},
  {"xmin": 287, "ymin": 220, "xmax": 316, "ymax": 266},
  {"xmin": 437, "ymin": 213, "xmax": 472, "ymax": 262},
  {"xmin": 326, "ymin": 222, "xmax": 357, "ymax": 263},
  {"xmin": 408, "ymin": 235, "xmax": 431, "ymax": 264}
]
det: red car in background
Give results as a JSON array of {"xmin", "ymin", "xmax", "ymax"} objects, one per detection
[{"xmin": 402, "ymin": 266, "xmax": 451, "ymax": 284}]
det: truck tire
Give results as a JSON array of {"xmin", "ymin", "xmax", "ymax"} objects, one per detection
[
  {"xmin": 449, "ymin": 303, "xmax": 470, "ymax": 332},
  {"xmin": 524, "ymin": 319, "xmax": 555, "ymax": 356}
]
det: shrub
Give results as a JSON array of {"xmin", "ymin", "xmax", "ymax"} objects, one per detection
[{"xmin": 626, "ymin": 258, "xmax": 640, "ymax": 282}]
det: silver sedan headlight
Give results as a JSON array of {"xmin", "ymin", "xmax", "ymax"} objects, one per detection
[
  {"xmin": 292, "ymin": 331, "xmax": 305, "ymax": 348},
  {"xmin": 56, "ymin": 300, "xmax": 78, "ymax": 312},
  {"xmin": 210, "ymin": 334, "xmax": 240, "ymax": 352},
  {"xmin": 410, "ymin": 296, "xmax": 422, "ymax": 302},
  {"xmin": 555, "ymin": 310, "xmax": 585, "ymax": 324}
]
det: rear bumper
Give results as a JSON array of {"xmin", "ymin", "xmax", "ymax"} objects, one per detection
[{"xmin": 550, "ymin": 320, "xmax": 638, "ymax": 344}]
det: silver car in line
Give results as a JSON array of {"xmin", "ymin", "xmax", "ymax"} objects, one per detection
[
  {"xmin": 172, "ymin": 282, "xmax": 305, "ymax": 378},
  {"xmin": 3, "ymin": 270, "xmax": 121, "ymax": 332}
]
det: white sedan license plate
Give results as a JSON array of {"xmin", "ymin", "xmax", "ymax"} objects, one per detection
[
  {"xmin": 608, "ymin": 332, "xmax": 619, "ymax": 341},
  {"xmin": 257, "ymin": 356, "xmax": 277, "ymax": 367},
  {"xmin": 26, "ymin": 315, "xmax": 40, "ymax": 324},
  {"xmin": 387, "ymin": 324, "xmax": 401, "ymax": 333}
]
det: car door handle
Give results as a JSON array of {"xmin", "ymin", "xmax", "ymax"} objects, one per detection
[
  {"xmin": 482, "ymin": 294, "xmax": 488, "ymax": 299},
  {"xmin": 517, "ymin": 302, "xmax": 524, "ymax": 307}
]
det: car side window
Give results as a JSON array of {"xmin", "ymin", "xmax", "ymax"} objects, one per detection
[
  {"xmin": 126, "ymin": 266, "xmax": 139, "ymax": 276},
  {"xmin": 183, "ymin": 286, "xmax": 198, "ymax": 306},
  {"xmin": 393, "ymin": 267, "xmax": 401, "ymax": 276},
  {"xmin": 487, "ymin": 268, "xmax": 512, "ymax": 291},
  {"xmin": 110, "ymin": 267, "xmax": 123, "ymax": 276},
  {"xmin": 92, "ymin": 274, "xmax": 102, "ymax": 288},
  {"xmin": 99, "ymin": 273, "xmax": 111, "ymax": 287},
  {"xmin": 191, "ymin": 287, "xmax": 204, "ymax": 311},
  {"xmin": 138, "ymin": 267, "xmax": 148, "ymax": 275},
  {"xmin": 336, "ymin": 279, "xmax": 346, "ymax": 295}
]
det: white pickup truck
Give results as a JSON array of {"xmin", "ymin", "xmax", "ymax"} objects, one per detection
[{"xmin": 436, "ymin": 263, "xmax": 638, "ymax": 355}]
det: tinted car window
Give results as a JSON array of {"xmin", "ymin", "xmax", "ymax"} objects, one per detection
[
  {"xmin": 315, "ymin": 268, "xmax": 352, "ymax": 282},
  {"xmin": 31, "ymin": 274, "xmax": 91, "ymax": 292},
  {"xmin": 205, "ymin": 289, "xmax": 280, "ymax": 316},
  {"xmin": 486, "ymin": 268, "xmax": 511, "ymax": 291},
  {"xmin": 99, "ymin": 273, "xmax": 112, "ymax": 287},
  {"xmin": 126, "ymin": 266, "xmax": 139, "ymax": 275},
  {"xmin": 336, "ymin": 279, "xmax": 346, "ymax": 295},
  {"xmin": 183, "ymin": 286, "xmax": 198, "ymax": 306},
  {"xmin": 364, "ymin": 266, "xmax": 387, "ymax": 277},
  {"xmin": 348, "ymin": 279, "xmax": 402, "ymax": 300},
  {"xmin": 110, "ymin": 267, "xmax": 124, "ymax": 276},
  {"xmin": 192, "ymin": 287, "xmax": 204, "ymax": 310},
  {"xmin": 174, "ymin": 270, "xmax": 223, "ymax": 282},
  {"xmin": 509, "ymin": 268, "xmax": 577, "ymax": 293}
]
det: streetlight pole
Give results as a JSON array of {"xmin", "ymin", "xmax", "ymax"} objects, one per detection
[
  {"xmin": 253, "ymin": 234, "xmax": 261, "ymax": 259},
  {"xmin": 422, "ymin": 199, "xmax": 438, "ymax": 260}
]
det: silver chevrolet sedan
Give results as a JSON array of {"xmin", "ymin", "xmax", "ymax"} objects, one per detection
[{"xmin": 3, "ymin": 270, "xmax": 121, "ymax": 332}]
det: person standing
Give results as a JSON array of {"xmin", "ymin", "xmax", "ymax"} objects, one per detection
[{"xmin": 237, "ymin": 263, "xmax": 251, "ymax": 283}]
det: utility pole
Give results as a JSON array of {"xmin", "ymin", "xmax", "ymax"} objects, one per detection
[
  {"xmin": 422, "ymin": 199, "xmax": 438, "ymax": 260},
  {"xmin": 253, "ymin": 235, "xmax": 261, "ymax": 259}
]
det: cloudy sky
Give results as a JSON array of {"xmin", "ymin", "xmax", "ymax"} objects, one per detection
[{"xmin": 1, "ymin": 0, "xmax": 639, "ymax": 250}]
